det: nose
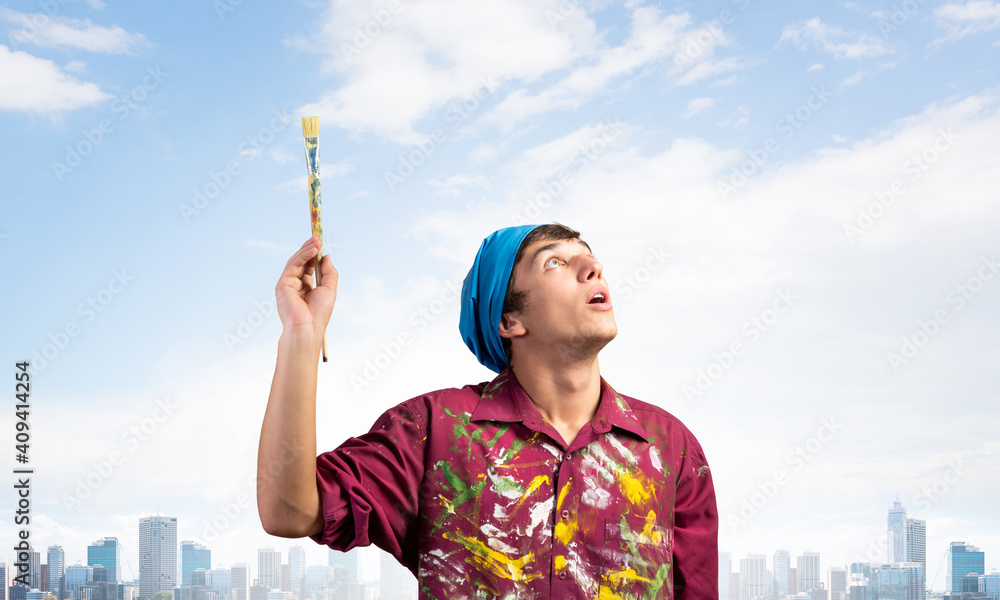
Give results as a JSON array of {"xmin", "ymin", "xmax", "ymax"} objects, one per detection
[{"xmin": 577, "ymin": 255, "xmax": 603, "ymax": 282}]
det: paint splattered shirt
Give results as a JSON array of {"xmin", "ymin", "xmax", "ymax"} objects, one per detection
[{"xmin": 312, "ymin": 369, "xmax": 718, "ymax": 599}]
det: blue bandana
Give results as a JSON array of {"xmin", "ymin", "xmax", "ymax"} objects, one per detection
[{"xmin": 460, "ymin": 224, "xmax": 542, "ymax": 373}]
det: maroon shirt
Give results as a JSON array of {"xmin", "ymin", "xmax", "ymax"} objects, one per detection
[{"xmin": 312, "ymin": 368, "xmax": 718, "ymax": 599}]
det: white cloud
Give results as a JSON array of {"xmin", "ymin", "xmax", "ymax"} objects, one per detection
[
  {"xmin": 781, "ymin": 17, "xmax": 892, "ymax": 59},
  {"xmin": 299, "ymin": 2, "xmax": 746, "ymax": 141},
  {"xmin": 2, "ymin": 9, "xmax": 146, "ymax": 53},
  {"xmin": 0, "ymin": 45, "xmax": 110, "ymax": 114},
  {"xmin": 934, "ymin": 1, "xmax": 1000, "ymax": 44},
  {"xmin": 682, "ymin": 96, "xmax": 715, "ymax": 118},
  {"xmin": 487, "ymin": 8, "xmax": 739, "ymax": 127},
  {"xmin": 297, "ymin": 0, "xmax": 597, "ymax": 143},
  {"xmin": 426, "ymin": 174, "xmax": 491, "ymax": 197}
]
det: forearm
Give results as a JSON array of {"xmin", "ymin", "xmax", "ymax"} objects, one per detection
[{"xmin": 257, "ymin": 329, "xmax": 325, "ymax": 537}]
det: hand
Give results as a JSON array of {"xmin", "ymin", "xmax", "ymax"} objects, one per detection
[{"xmin": 275, "ymin": 235, "xmax": 338, "ymax": 343}]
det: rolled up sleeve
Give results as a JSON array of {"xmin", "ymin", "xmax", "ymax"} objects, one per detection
[{"xmin": 310, "ymin": 398, "xmax": 427, "ymax": 573}]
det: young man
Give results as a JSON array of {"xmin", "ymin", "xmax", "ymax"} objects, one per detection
[{"xmin": 258, "ymin": 224, "xmax": 718, "ymax": 599}]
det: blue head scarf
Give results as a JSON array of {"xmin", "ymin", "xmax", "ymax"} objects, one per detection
[{"xmin": 460, "ymin": 224, "xmax": 543, "ymax": 373}]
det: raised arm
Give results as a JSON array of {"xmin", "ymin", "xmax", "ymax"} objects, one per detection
[{"xmin": 257, "ymin": 235, "xmax": 337, "ymax": 537}]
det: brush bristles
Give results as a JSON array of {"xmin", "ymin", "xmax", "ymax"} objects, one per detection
[{"xmin": 301, "ymin": 116, "xmax": 319, "ymax": 138}]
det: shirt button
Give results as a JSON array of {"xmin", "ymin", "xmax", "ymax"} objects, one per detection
[
  {"xmin": 558, "ymin": 571, "xmax": 567, "ymax": 580},
  {"xmin": 561, "ymin": 509, "xmax": 570, "ymax": 519}
]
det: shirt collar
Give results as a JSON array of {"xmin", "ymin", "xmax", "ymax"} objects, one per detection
[{"xmin": 470, "ymin": 368, "xmax": 649, "ymax": 442}]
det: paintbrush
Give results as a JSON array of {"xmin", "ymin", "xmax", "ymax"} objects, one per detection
[{"xmin": 301, "ymin": 116, "xmax": 328, "ymax": 362}]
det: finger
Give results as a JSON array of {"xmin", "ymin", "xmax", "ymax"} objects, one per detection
[
  {"xmin": 284, "ymin": 236, "xmax": 322, "ymax": 273},
  {"xmin": 317, "ymin": 254, "xmax": 339, "ymax": 290}
]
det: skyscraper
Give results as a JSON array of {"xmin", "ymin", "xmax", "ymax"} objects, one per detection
[
  {"xmin": 888, "ymin": 499, "xmax": 907, "ymax": 564},
  {"xmin": 905, "ymin": 517, "xmax": 926, "ymax": 597},
  {"xmin": 740, "ymin": 554, "xmax": 766, "ymax": 600},
  {"xmin": 65, "ymin": 565, "xmax": 93, "ymax": 600},
  {"xmin": 139, "ymin": 516, "xmax": 177, "ymax": 600},
  {"xmin": 88, "ymin": 538, "xmax": 123, "ymax": 583},
  {"xmin": 206, "ymin": 568, "xmax": 231, "ymax": 600},
  {"xmin": 287, "ymin": 547, "xmax": 305, "ymax": 599},
  {"xmin": 230, "ymin": 564, "xmax": 247, "ymax": 600},
  {"xmin": 256, "ymin": 548, "xmax": 281, "ymax": 591},
  {"xmin": 328, "ymin": 548, "xmax": 358, "ymax": 585},
  {"xmin": 27, "ymin": 551, "xmax": 41, "ymax": 592},
  {"xmin": 719, "ymin": 552, "xmax": 732, "ymax": 600},
  {"xmin": 180, "ymin": 542, "xmax": 211, "ymax": 586},
  {"xmin": 773, "ymin": 550, "xmax": 790, "ymax": 600},
  {"xmin": 828, "ymin": 567, "xmax": 847, "ymax": 600},
  {"xmin": 946, "ymin": 542, "xmax": 985, "ymax": 594},
  {"xmin": 1, "ymin": 563, "xmax": 12, "ymax": 600},
  {"xmin": 47, "ymin": 546, "xmax": 65, "ymax": 599},
  {"xmin": 797, "ymin": 552, "xmax": 821, "ymax": 593}
]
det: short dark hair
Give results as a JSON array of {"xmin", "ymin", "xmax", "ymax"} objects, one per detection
[{"xmin": 500, "ymin": 223, "xmax": 582, "ymax": 359}]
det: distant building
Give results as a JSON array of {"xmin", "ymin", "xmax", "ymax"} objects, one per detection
[
  {"xmin": 66, "ymin": 564, "xmax": 94, "ymax": 600},
  {"xmin": 88, "ymin": 539, "xmax": 123, "ymax": 583},
  {"xmin": 888, "ymin": 500, "xmax": 907, "ymax": 563},
  {"xmin": 139, "ymin": 516, "xmax": 178, "ymax": 600},
  {"xmin": 828, "ymin": 567, "xmax": 847, "ymax": 600},
  {"xmin": 798, "ymin": 552, "xmax": 821, "ymax": 593},
  {"xmin": 740, "ymin": 554, "xmax": 766, "ymax": 600},
  {"xmin": 256, "ymin": 550, "xmax": 280, "ymax": 592},
  {"xmin": 230, "ymin": 565, "xmax": 247, "ymax": 600},
  {"xmin": 718, "ymin": 552, "xmax": 732, "ymax": 600},
  {"xmin": 180, "ymin": 543, "xmax": 210, "ymax": 587},
  {"xmin": 327, "ymin": 549, "xmax": 357, "ymax": 585},
  {"xmin": 48, "ymin": 546, "xmax": 65, "ymax": 599},
  {"xmin": 774, "ymin": 550, "xmax": 790, "ymax": 600},
  {"xmin": 946, "ymin": 542, "xmax": 986, "ymax": 595},
  {"xmin": 979, "ymin": 570, "xmax": 1000, "ymax": 600},
  {"xmin": 0, "ymin": 563, "xmax": 11, "ymax": 600},
  {"xmin": 205, "ymin": 569, "xmax": 230, "ymax": 600},
  {"xmin": 287, "ymin": 548, "xmax": 304, "ymax": 600},
  {"xmin": 27, "ymin": 552, "xmax": 42, "ymax": 593}
]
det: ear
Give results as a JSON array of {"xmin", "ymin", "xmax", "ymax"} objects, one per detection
[{"xmin": 498, "ymin": 312, "xmax": 527, "ymax": 340}]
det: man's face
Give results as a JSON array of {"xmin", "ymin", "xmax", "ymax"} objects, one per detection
[{"xmin": 503, "ymin": 237, "xmax": 617, "ymax": 360}]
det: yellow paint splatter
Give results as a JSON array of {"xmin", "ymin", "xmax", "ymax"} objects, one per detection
[
  {"xmin": 513, "ymin": 474, "xmax": 550, "ymax": 510},
  {"xmin": 554, "ymin": 555, "xmax": 567, "ymax": 571},
  {"xmin": 618, "ymin": 471, "xmax": 651, "ymax": 506},
  {"xmin": 639, "ymin": 510, "xmax": 664, "ymax": 545},
  {"xmin": 443, "ymin": 532, "xmax": 542, "ymax": 583}
]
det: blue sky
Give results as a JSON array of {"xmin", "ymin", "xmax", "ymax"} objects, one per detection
[{"xmin": 1, "ymin": 0, "xmax": 999, "ymax": 592}]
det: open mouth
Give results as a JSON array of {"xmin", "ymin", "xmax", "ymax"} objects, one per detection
[{"xmin": 588, "ymin": 293, "xmax": 606, "ymax": 304}]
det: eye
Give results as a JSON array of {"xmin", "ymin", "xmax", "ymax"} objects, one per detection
[{"xmin": 544, "ymin": 257, "xmax": 565, "ymax": 269}]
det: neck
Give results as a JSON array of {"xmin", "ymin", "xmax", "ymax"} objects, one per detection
[{"xmin": 510, "ymin": 351, "xmax": 603, "ymax": 448}]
